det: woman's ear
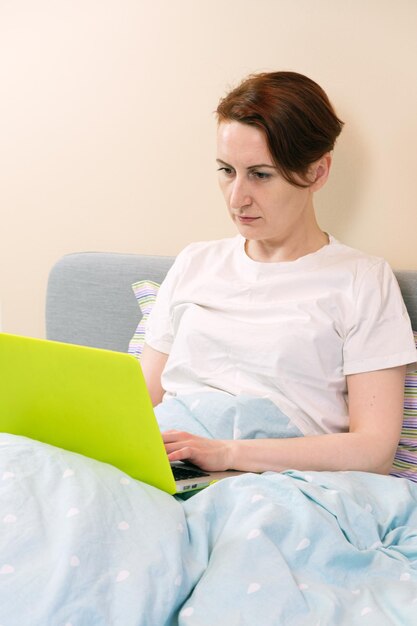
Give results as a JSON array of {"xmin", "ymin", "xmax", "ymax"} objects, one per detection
[{"xmin": 309, "ymin": 153, "xmax": 332, "ymax": 191}]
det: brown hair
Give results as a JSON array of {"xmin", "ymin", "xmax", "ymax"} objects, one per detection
[{"xmin": 216, "ymin": 71, "xmax": 344, "ymax": 187}]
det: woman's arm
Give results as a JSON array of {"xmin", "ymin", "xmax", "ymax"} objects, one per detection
[
  {"xmin": 140, "ymin": 343, "xmax": 168, "ymax": 406},
  {"xmin": 163, "ymin": 365, "xmax": 406, "ymax": 474}
]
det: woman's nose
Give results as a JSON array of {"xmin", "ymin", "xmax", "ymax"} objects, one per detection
[{"xmin": 229, "ymin": 178, "xmax": 252, "ymax": 210}]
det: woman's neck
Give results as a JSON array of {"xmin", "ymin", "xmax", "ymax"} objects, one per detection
[{"xmin": 245, "ymin": 229, "xmax": 330, "ymax": 263}]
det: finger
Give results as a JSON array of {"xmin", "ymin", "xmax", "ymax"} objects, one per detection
[
  {"xmin": 162, "ymin": 430, "xmax": 194, "ymax": 443},
  {"xmin": 164, "ymin": 437, "xmax": 197, "ymax": 455},
  {"xmin": 164, "ymin": 441, "xmax": 189, "ymax": 453},
  {"xmin": 167, "ymin": 446, "xmax": 194, "ymax": 463},
  {"xmin": 161, "ymin": 431, "xmax": 182, "ymax": 443}
]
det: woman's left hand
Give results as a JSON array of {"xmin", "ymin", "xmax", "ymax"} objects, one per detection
[{"xmin": 162, "ymin": 430, "xmax": 234, "ymax": 472}]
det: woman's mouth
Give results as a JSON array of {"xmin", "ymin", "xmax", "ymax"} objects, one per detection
[{"xmin": 237, "ymin": 216, "xmax": 260, "ymax": 224}]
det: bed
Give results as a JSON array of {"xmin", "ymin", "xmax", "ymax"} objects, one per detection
[{"xmin": 1, "ymin": 252, "xmax": 417, "ymax": 625}]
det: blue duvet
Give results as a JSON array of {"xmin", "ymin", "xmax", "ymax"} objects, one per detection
[{"xmin": 1, "ymin": 393, "xmax": 417, "ymax": 625}]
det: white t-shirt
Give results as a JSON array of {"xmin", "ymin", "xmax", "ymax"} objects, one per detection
[{"xmin": 145, "ymin": 235, "xmax": 417, "ymax": 436}]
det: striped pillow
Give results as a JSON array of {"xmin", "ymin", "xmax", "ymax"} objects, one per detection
[
  {"xmin": 390, "ymin": 331, "xmax": 417, "ymax": 482},
  {"xmin": 128, "ymin": 280, "xmax": 160, "ymax": 360}
]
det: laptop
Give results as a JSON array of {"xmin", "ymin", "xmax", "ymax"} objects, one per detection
[{"xmin": 0, "ymin": 333, "xmax": 242, "ymax": 494}]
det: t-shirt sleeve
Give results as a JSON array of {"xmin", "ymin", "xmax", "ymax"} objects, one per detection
[
  {"xmin": 343, "ymin": 260, "xmax": 417, "ymax": 375},
  {"xmin": 144, "ymin": 248, "xmax": 187, "ymax": 354}
]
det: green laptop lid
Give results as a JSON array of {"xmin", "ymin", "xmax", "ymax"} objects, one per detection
[{"xmin": 0, "ymin": 333, "xmax": 177, "ymax": 494}]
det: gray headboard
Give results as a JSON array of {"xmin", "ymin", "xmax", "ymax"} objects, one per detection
[
  {"xmin": 46, "ymin": 252, "xmax": 417, "ymax": 352},
  {"xmin": 46, "ymin": 252, "xmax": 174, "ymax": 352}
]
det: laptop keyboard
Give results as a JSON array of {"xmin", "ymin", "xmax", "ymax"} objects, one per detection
[{"xmin": 171, "ymin": 465, "xmax": 210, "ymax": 481}]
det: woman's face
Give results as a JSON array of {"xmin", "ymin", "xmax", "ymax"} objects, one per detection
[{"xmin": 216, "ymin": 121, "xmax": 321, "ymax": 256}]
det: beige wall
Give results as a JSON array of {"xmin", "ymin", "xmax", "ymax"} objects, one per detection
[{"xmin": 1, "ymin": 0, "xmax": 416, "ymax": 337}]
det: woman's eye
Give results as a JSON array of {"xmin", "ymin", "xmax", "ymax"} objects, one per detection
[
  {"xmin": 217, "ymin": 167, "xmax": 234, "ymax": 176},
  {"xmin": 251, "ymin": 170, "xmax": 271, "ymax": 180}
]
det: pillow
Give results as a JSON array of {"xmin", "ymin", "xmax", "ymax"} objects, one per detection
[
  {"xmin": 128, "ymin": 280, "xmax": 160, "ymax": 360},
  {"xmin": 390, "ymin": 330, "xmax": 417, "ymax": 482}
]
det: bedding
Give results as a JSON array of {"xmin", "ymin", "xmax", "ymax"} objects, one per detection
[{"xmin": 1, "ymin": 392, "xmax": 417, "ymax": 625}]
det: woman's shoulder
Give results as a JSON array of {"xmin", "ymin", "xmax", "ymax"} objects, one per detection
[
  {"xmin": 176, "ymin": 236, "xmax": 240, "ymax": 263},
  {"xmin": 162, "ymin": 236, "xmax": 241, "ymax": 284},
  {"xmin": 325, "ymin": 236, "xmax": 399, "ymax": 296},
  {"xmin": 327, "ymin": 235, "xmax": 389, "ymax": 272}
]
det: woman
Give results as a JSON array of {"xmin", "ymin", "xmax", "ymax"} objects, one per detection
[{"xmin": 141, "ymin": 71, "xmax": 416, "ymax": 476}]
